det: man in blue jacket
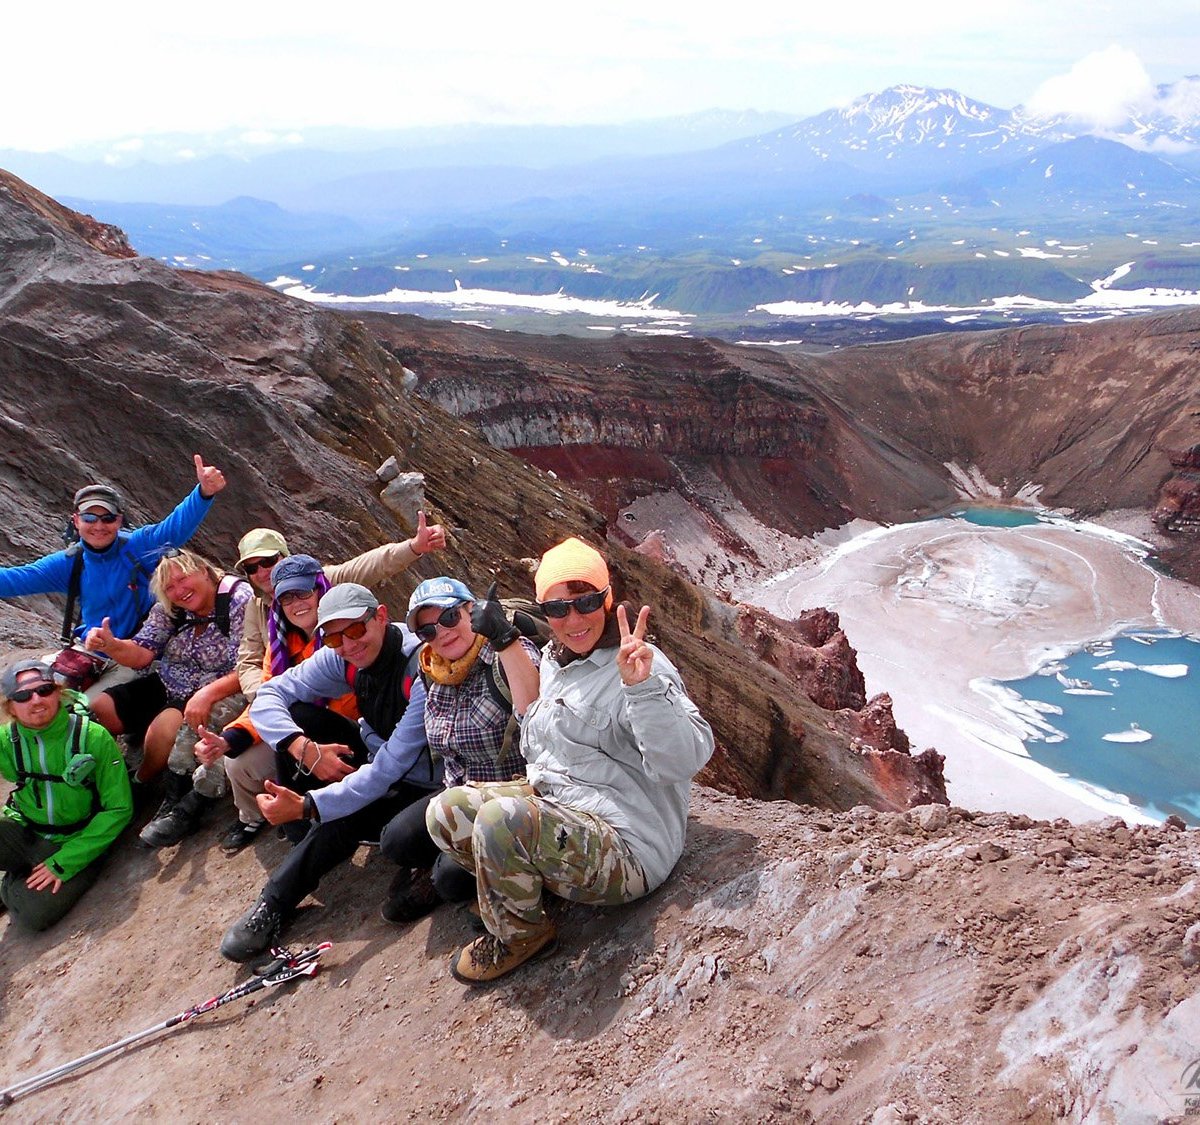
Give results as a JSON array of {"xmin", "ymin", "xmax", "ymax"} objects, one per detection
[
  {"xmin": 0, "ymin": 454, "xmax": 226, "ymax": 693},
  {"xmin": 219, "ymin": 582, "xmax": 440, "ymax": 962}
]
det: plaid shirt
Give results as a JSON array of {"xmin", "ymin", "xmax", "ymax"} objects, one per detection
[{"xmin": 424, "ymin": 638, "xmax": 541, "ymax": 787}]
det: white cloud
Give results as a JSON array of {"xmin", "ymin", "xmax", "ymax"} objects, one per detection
[{"xmin": 1026, "ymin": 47, "xmax": 1154, "ymax": 125}]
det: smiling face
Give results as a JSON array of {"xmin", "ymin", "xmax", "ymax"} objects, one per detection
[
  {"xmin": 543, "ymin": 580, "xmax": 608, "ymax": 655},
  {"xmin": 322, "ymin": 605, "xmax": 388, "ymax": 668},
  {"xmin": 280, "ymin": 588, "xmax": 319, "ymax": 635},
  {"xmin": 7, "ymin": 673, "xmax": 62, "ymax": 730},
  {"xmin": 73, "ymin": 505, "xmax": 124, "ymax": 550},
  {"xmin": 163, "ymin": 564, "xmax": 217, "ymax": 617},
  {"xmin": 415, "ymin": 602, "xmax": 476, "ymax": 662}
]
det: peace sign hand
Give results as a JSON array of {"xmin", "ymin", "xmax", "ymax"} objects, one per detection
[{"xmin": 616, "ymin": 603, "xmax": 653, "ymax": 686}]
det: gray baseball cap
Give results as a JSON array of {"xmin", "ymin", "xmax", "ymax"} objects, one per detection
[
  {"xmin": 316, "ymin": 583, "xmax": 380, "ymax": 630},
  {"xmin": 2, "ymin": 660, "xmax": 56, "ymax": 699}
]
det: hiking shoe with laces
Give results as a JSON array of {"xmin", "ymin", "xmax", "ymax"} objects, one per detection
[
  {"xmin": 139, "ymin": 790, "xmax": 215, "ymax": 849},
  {"xmin": 380, "ymin": 867, "xmax": 439, "ymax": 925},
  {"xmin": 220, "ymin": 819, "xmax": 267, "ymax": 855},
  {"xmin": 221, "ymin": 896, "xmax": 285, "ymax": 963},
  {"xmin": 450, "ymin": 919, "xmax": 557, "ymax": 984}
]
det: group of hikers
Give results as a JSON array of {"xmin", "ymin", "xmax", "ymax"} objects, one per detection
[{"xmin": 0, "ymin": 456, "xmax": 714, "ymax": 982}]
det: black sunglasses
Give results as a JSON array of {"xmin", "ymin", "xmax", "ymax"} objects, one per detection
[
  {"xmin": 413, "ymin": 604, "xmax": 464, "ymax": 642},
  {"xmin": 78, "ymin": 512, "xmax": 121, "ymax": 525},
  {"xmin": 9, "ymin": 684, "xmax": 58, "ymax": 703},
  {"xmin": 242, "ymin": 554, "xmax": 282, "ymax": 576},
  {"xmin": 538, "ymin": 587, "xmax": 609, "ymax": 619}
]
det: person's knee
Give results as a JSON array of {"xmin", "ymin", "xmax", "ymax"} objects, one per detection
[{"xmin": 473, "ymin": 796, "xmax": 538, "ymax": 853}]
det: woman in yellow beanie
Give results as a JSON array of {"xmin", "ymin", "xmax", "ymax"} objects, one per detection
[{"xmin": 427, "ymin": 536, "xmax": 715, "ymax": 983}]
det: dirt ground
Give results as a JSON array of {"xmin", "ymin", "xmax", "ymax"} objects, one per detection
[{"xmin": 2, "ymin": 787, "xmax": 1198, "ymax": 1123}]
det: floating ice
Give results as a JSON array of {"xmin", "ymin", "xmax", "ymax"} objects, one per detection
[{"xmin": 1102, "ymin": 725, "xmax": 1153, "ymax": 743}]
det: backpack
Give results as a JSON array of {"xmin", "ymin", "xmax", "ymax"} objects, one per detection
[{"xmin": 169, "ymin": 574, "xmax": 248, "ymax": 636}]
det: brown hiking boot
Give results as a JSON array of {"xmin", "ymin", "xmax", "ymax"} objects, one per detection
[{"xmin": 450, "ymin": 919, "xmax": 557, "ymax": 984}]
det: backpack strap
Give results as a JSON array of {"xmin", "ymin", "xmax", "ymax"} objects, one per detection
[
  {"xmin": 170, "ymin": 574, "xmax": 247, "ymax": 636},
  {"xmin": 59, "ymin": 546, "xmax": 85, "ymax": 645}
]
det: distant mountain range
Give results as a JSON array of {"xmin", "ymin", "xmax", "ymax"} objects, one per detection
[{"xmin": 7, "ymin": 82, "xmax": 1200, "ymax": 327}]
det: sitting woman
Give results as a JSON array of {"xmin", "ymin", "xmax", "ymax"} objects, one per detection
[
  {"xmin": 196, "ymin": 554, "xmax": 369, "ymax": 853},
  {"xmin": 86, "ymin": 548, "xmax": 251, "ymax": 848},
  {"xmin": 426, "ymin": 537, "xmax": 715, "ymax": 983},
  {"xmin": 376, "ymin": 576, "xmax": 542, "ymax": 922}
]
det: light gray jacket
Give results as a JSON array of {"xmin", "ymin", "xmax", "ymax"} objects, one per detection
[{"xmin": 521, "ymin": 642, "xmax": 714, "ymax": 891}]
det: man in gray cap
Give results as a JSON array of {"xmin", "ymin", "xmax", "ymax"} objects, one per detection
[
  {"xmin": 0, "ymin": 660, "xmax": 132, "ymax": 930},
  {"xmin": 219, "ymin": 583, "xmax": 440, "ymax": 961},
  {"xmin": 0, "ymin": 454, "xmax": 226, "ymax": 695}
]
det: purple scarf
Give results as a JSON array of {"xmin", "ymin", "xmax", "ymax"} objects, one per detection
[{"xmin": 266, "ymin": 572, "xmax": 333, "ymax": 678}]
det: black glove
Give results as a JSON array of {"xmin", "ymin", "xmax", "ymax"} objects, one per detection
[{"xmin": 471, "ymin": 581, "xmax": 520, "ymax": 650}]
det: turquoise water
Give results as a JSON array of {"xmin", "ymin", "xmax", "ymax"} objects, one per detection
[
  {"xmin": 948, "ymin": 506, "xmax": 1047, "ymax": 528},
  {"xmin": 1007, "ymin": 632, "xmax": 1200, "ymax": 824}
]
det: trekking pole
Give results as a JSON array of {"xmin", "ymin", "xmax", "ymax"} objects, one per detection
[{"xmin": 0, "ymin": 942, "xmax": 332, "ymax": 1109}]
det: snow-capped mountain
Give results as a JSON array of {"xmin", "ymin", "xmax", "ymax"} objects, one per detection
[{"xmin": 738, "ymin": 85, "xmax": 1065, "ymax": 181}]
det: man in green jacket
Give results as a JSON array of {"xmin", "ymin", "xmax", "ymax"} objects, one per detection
[{"xmin": 0, "ymin": 660, "xmax": 132, "ymax": 931}]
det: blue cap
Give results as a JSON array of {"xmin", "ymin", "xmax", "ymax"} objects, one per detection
[
  {"xmin": 271, "ymin": 554, "xmax": 323, "ymax": 598},
  {"xmin": 405, "ymin": 577, "xmax": 475, "ymax": 631}
]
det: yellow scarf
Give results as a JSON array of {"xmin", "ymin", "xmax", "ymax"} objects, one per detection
[{"xmin": 419, "ymin": 633, "xmax": 486, "ymax": 686}]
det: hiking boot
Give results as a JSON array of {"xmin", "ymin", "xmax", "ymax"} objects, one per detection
[
  {"xmin": 219, "ymin": 819, "xmax": 267, "ymax": 855},
  {"xmin": 450, "ymin": 919, "xmax": 557, "ymax": 984},
  {"xmin": 139, "ymin": 789, "xmax": 216, "ymax": 849},
  {"xmin": 380, "ymin": 867, "xmax": 439, "ymax": 925},
  {"xmin": 221, "ymin": 896, "xmax": 285, "ymax": 963},
  {"xmin": 144, "ymin": 769, "xmax": 192, "ymax": 823}
]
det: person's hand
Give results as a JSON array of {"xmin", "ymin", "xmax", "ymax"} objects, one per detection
[
  {"xmin": 411, "ymin": 510, "xmax": 447, "ymax": 556},
  {"xmin": 256, "ymin": 779, "xmax": 305, "ymax": 825},
  {"xmin": 297, "ymin": 738, "xmax": 356, "ymax": 782},
  {"xmin": 85, "ymin": 617, "xmax": 116, "ymax": 654},
  {"xmin": 26, "ymin": 863, "xmax": 62, "ymax": 894},
  {"xmin": 616, "ymin": 604, "xmax": 653, "ymax": 686},
  {"xmin": 194, "ymin": 454, "xmax": 226, "ymax": 498},
  {"xmin": 194, "ymin": 725, "xmax": 228, "ymax": 766},
  {"xmin": 470, "ymin": 581, "xmax": 520, "ymax": 650},
  {"xmin": 183, "ymin": 686, "xmax": 215, "ymax": 732}
]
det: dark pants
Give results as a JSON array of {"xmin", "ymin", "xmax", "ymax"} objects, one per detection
[
  {"xmin": 263, "ymin": 783, "xmax": 431, "ymax": 914},
  {"xmin": 379, "ymin": 792, "xmax": 476, "ymax": 902},
  {"xmin": 275, "ymin": 702, "xmax": 369, "ymax": 796},
  {"xmin": 0, "ymin": 821, "xmax": 103, "ymax": 932}
]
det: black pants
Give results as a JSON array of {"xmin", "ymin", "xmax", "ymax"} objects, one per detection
[
  {"xmin": 0, "ymin": 821, "xmax": 103, "ymax": 932},
  {"xmin": 275, "ymin": 702, "xmax": 368, "ymax": 792},
  {"xmin": 378, "ymin": 792, "xmax": 476, "ymax": 903},
  {"xmin": 263, "ymin": 783, "xmax": 431, "ymax": 914}
]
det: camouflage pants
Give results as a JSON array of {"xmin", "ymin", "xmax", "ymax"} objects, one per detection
[
  {"xmin": 426, "ymin": 782, "xmax": 648, "ymax": 944},
  {"xmin": 166, "ymin": 695, "xmax": 246, "ymax": 798}
]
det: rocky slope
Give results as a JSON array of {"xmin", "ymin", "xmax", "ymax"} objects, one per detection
[{"xmin": 2, "ymin": 789, "xmax": 1198, "ymax": 1122}]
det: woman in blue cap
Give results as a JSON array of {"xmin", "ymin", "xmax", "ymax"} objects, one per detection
[{"xmin": 376, "ymin": 575, "xmax": 542, "ymax": 922}]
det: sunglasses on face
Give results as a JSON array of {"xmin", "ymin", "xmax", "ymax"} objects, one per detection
[
  {"xmin": 322, "ymin": 613, "xmax": 374, "ymax": 649},
  {"xmin": 242, "ymin": 555, "xmax": 282, "ymax": 576},
  {"xmin": 9, "ymin": 684, "xmax": 57, "ymax": 703},
  {"xmin": 279, "ymin": 588, "xmax": 317, "ymax": 606},
  {"xmin": 78, "ymin": 512, "xmax": 120, "ymax": 525},
  {"xmin": 413, "ymin": 604, "xmax": 463, "ymax": 642},
  {"xmin": 537, "ymin": 587, "xmax": 610, "ymax": 619}
]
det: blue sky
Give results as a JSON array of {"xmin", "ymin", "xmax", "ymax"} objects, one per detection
[{"xmin": 7, "ymin": 0, "xmax": 1198, "ymax": 150}]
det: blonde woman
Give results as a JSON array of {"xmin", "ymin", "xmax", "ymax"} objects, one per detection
[{"xmin": 87, "ymin": 548, "xmax": 251, "ymax": 846}]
